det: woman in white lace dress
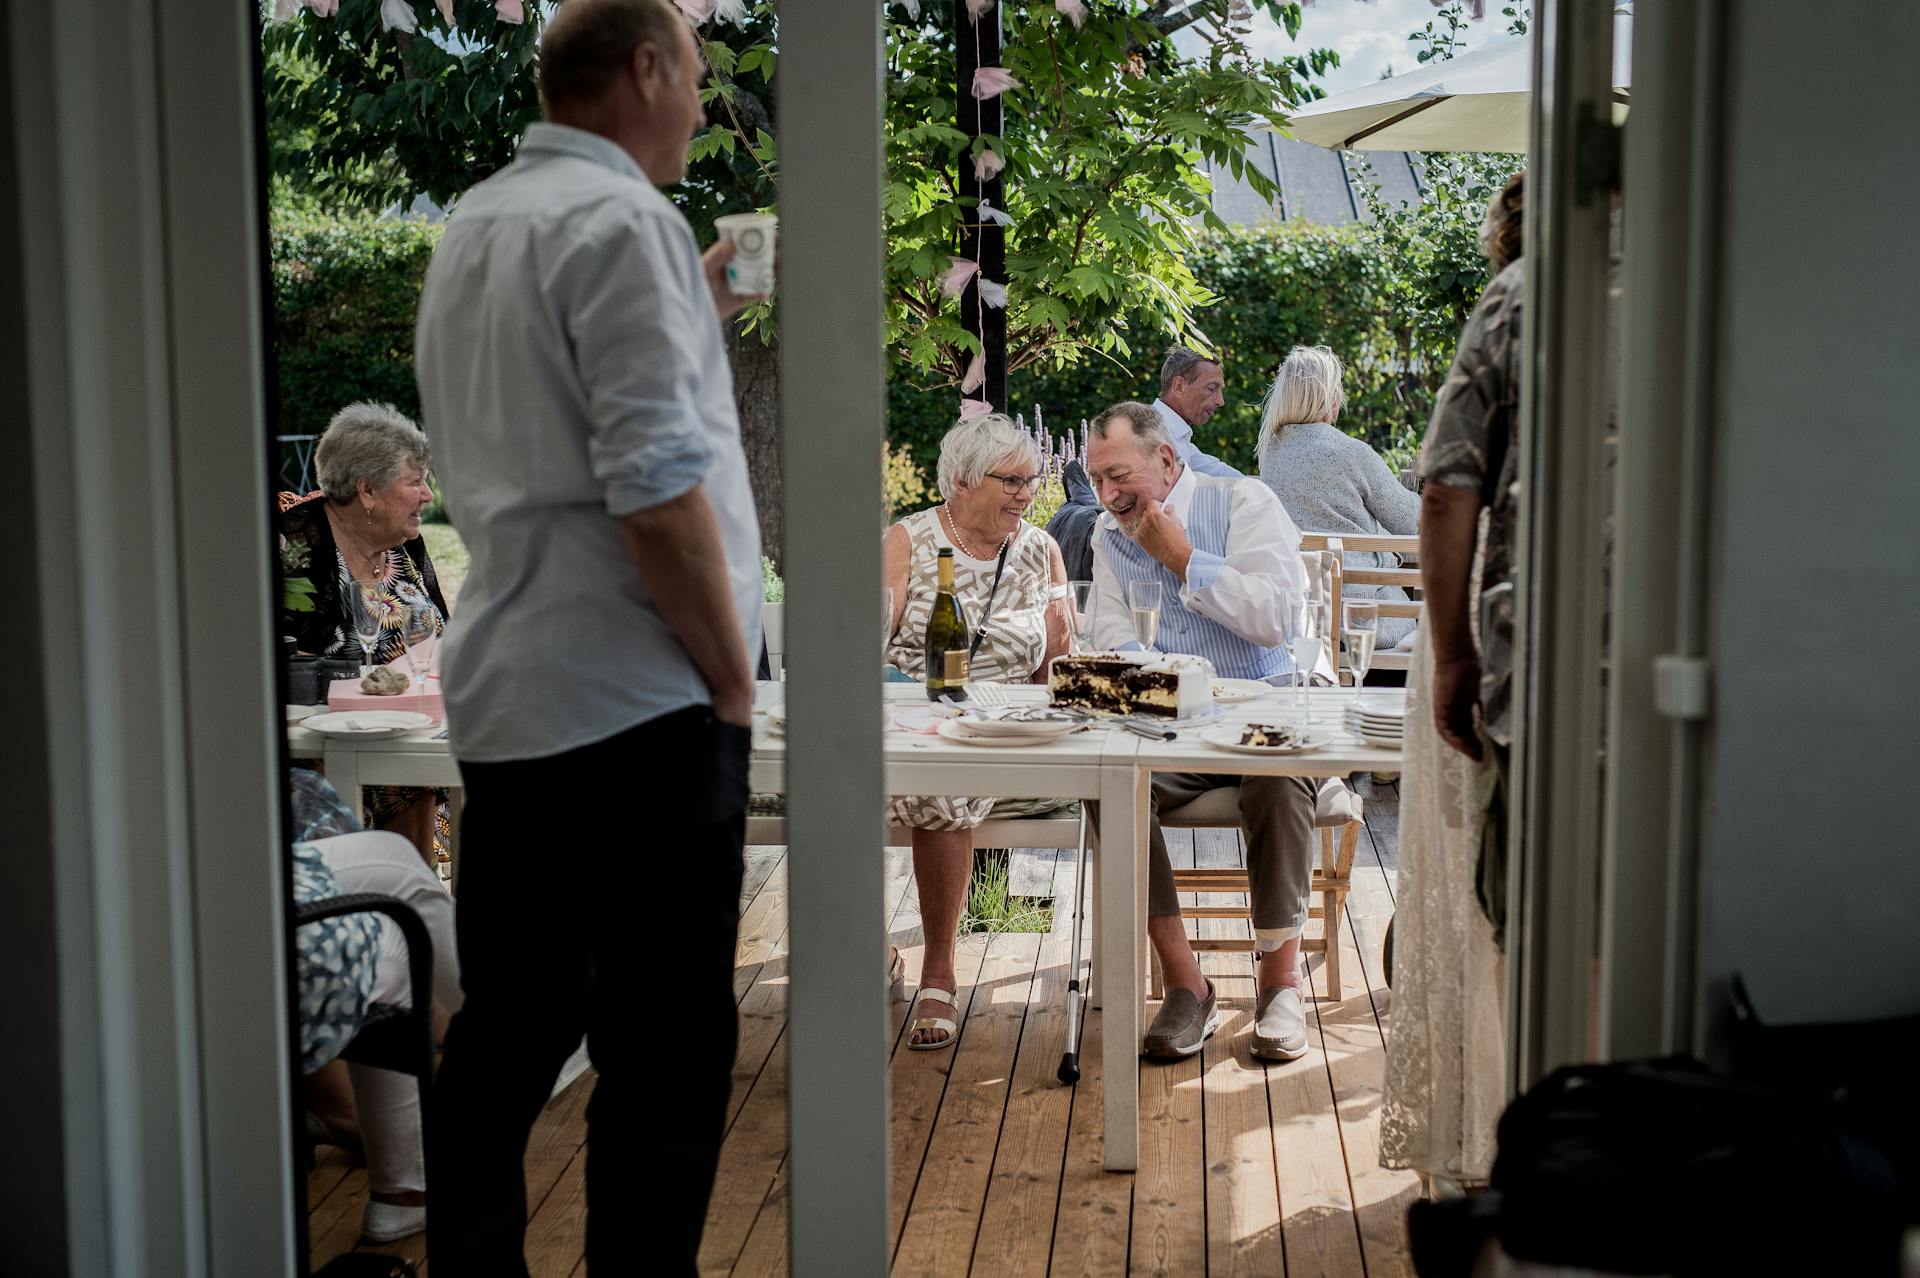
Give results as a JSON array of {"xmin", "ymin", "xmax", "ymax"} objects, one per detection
[
  {"xmin": 1380, "ymin": 175, "xmax": 1525, "ymax": 1188},
  {"xmin": 882, "ymin": 413, "xmax": 1071, "ymax": 1048}
]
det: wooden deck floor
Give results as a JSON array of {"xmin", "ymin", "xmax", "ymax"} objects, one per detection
[{"xmin": 308, "ymin": 778, "xmax": 1415, "ymax": 1276}]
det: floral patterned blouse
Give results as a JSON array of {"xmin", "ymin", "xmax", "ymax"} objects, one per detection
[{"xmin": 279, "ymin": 496, "xmax": 450, "ymax": 661}]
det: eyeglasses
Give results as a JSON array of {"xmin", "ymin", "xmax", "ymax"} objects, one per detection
[{"xmin": 984, "ymin": 471, "xmax": 1043, "ymax": 495}]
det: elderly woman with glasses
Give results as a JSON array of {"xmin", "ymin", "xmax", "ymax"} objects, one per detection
[
  {"xmin": 280, "ymin": 402, "xmax": 450, "ymax": 863},
  {"xmin": 881, "ymin": 412, "xmax": 1072, "ymax": 1049}
]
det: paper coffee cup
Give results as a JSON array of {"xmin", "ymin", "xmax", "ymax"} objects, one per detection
[{"xmin": 715, "ymin": 212, "xmax": 777, "ymax": 296}]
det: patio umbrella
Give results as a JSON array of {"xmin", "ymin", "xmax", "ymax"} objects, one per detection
[{"xmin": 1279, "ymin": 13, "xmax": 1632, "ymax": 153}]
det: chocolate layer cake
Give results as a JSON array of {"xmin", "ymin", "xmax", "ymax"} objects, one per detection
[{"xmin": 1047, "ymin": 653, "xmax": 1213, "ymax": 719}]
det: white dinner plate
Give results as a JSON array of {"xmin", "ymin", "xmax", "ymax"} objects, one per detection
[
  {"xmin": 301, "ymin": 710, "xmax": 434, "ymax": 738},
  {"xmin": 1211, "ymin": 678, "xmax": 1279, "ymax": 704},
  {"xmin": 1199, "ymin": 725, "xmax": 1325, "ymax": 755},
  {"xmin": 936, "ymin": 718, "xmax": 1078, "ymax": 747},
  {"xmin": 286, "ymin": 704, "xmax": 324, "ymax": 724},
  {"xmin": 1358, "ymin": 731, "xmax": 1404, "ymax": 749},
  {"xmin": 952, "ymin": 708, "xmax": 1081, "ymax": 736}
]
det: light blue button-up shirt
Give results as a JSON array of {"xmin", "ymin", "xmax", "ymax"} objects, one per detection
[
  {"xmin": 1153, "ymin": 397, "xmax": 1243, "ymax": 478},
  {"xmin": 416, "ymin": 124, "xmax": 763, "ymax": 762}
]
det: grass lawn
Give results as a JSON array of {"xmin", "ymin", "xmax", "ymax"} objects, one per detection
[{"xmin": 421, "ymin": 522, "xmax": 468, "ymax": 612}]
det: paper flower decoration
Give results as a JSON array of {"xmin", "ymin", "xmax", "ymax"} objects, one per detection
[
  {"xmin": 979, "ymin": 279, "xmax": 1008, "ymax": 309},
  {"xmin": 496, "ymin": 0, "xmax": 526, "ymax": 22},
  {"xmin": 273, "ymin": 0, "xmax": 302, "ymax": 18},
  {"xmin": 959, "ymin": 399, "xmax": 996, "ymax": 420},
  {"xmin": 897, "ymin": 0, "xmax": 921, "ymax": 18},
  {"xmin": 379, "ymin": 0, "xmax": 418, "ymax": 33},
  {"xmin": 977, "ymin": 201, "xmax": 1013, "ymax": 228},
  {"xmin": 1056, "ymin": 0, "xmax": 1087, "ymax": 28},
  {"xmin": 716, "ymin": 0, "xmax": 750, "ymax": 24},
  {"xmin": 962, "ymin": 354, "xmax": 986, "ymax": 394},
  {"xmin": 965, "ymin": 0, "xmax": 995, "ymax": 19},
  {"xmin": 305, "ymin": 0, "xmax": 339, "ymax": 15},
  {"xmin": 434, "ymin": 0, "xmax": 453, "ymax": 23},
  {"xmin": 972, "ymin": 68, "xmax": 1021, "ymax": 100},
  {"xmin": 675, "ymin": 0, "xmax": 718, "ymax": 20},
  {"xmin": 973, "ymin": 149, "xmax": 1005, "ymax": 182},
  {"xmin": 941, "ymin": 257, "xmax": 981, "ymax": 298}
]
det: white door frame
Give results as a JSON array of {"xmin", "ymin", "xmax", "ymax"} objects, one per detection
[
  {"xmin": 1509, "ymin": 0, "xmax": 1619, "ymax": 1088},
  {"xmin": 6, "ymin": 1, "xmax": 294, "ymax": 1273}
]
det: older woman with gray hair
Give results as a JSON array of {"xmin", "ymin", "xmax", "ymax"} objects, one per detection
[
  {"xmin": 281, "ymin": 402, "xmax": 450, "ymax": 860},
  {"xmin": 1256, "ymin": 344, "xmax": 1422, "ymax": 651},
  {"xmin": 881, "ymin": 411, "xmax": 1072, "ymax": 1048}
]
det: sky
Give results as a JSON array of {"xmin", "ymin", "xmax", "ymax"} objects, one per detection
[{"xmin": 1226, "ymin": 0, "xmax": 1520, "ymax": 97}]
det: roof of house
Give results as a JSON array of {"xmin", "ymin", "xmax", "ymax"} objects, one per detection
[{"xmin": 1202, "ymin": 130, "xmax": 1426, "ymax": 226}]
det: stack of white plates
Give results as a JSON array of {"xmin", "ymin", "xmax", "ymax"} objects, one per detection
[{"xmin": 1344, "ymin": 702, "xmax": 1405, "ymax": 749}]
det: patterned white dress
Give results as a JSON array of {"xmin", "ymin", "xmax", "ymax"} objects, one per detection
[{"xmin": 885, "ymin": 508, "xmax": 1057, "ymax": 831}]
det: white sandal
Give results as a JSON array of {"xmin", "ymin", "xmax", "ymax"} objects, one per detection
[{"xmin": 908, "ymin": 987, "xmax": 959, "ymax": 1051}]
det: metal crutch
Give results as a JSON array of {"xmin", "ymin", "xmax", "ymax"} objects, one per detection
[{"xmin": 1057, "ymin": 806, "xmax": 1091, "ymax": 1084}]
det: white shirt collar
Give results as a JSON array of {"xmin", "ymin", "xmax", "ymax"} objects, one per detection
[
  {"xmin": 1153, "ymin": 398, "xmax": 1195, "ymax": 444},
  {"xmin": 517, "ymin": 122, "xmax": 647, "ymax": 184},
  {"xmin": 1161, "ymin": 462, "xmax": 1198, "ymax": 520}
]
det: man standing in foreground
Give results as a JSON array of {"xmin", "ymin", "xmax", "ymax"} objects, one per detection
[{"xmin": 414, "ymin": 2, "xmax": 763, "ymax": 1271}]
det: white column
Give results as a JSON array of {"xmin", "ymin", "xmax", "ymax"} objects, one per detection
[{"xmin": 779, "ymin": 0, "xmax": 891, "ymax": 1271}]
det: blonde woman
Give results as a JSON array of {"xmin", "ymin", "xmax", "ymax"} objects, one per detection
[{"xmin": 1255, "ymin": 345, "xmax": 1421, "ymax": 650}]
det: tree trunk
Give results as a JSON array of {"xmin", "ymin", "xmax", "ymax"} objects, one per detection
[{"xmin": 728, "ymin": 325, "xmax": 783, "ymax": 572}]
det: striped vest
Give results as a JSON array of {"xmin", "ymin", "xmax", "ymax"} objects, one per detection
[{"xmin": 1097, "ymin": 475, "xmax": 1291, "ymax": 681}]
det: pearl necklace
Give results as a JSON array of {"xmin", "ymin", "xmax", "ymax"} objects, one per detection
[{"xmin": 941, "ymin": 503, "xmax": 1011, "ymax": 561}]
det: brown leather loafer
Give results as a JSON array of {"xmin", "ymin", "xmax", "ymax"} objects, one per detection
[{"xmin": 1142, "ymin": 980, "xmax": 1221, "ymax": 1059}]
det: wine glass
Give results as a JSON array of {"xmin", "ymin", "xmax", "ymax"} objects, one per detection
[
  {"xmin": 399, "ymin": 602, "xmax": 439, "ymax": 692},
  {"xmin": 351, "ymin": 582, "xmax": 384, "ymax": 675},
  {"xmin": 1344, "ymin": 602, "xmax": 1378, "ymax": 711},
  {"xmin": 1282, "ymin": 590, "xmax": 1319, "ymax": 722},
  {"xmin": 1126, "ymin": 581, "xmax": 1162, "ymax": 652},
  {"xmin": 1068, "ymin": 580, "xmax": 1097, "ymax": 654}
]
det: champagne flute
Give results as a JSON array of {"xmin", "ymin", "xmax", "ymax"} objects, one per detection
[
  {"xmin": 1068, "ymin": 580, "xmax": 1096, "ymax": 654},
  {"xmin": 1344, "ymin": 601, "xmax": 1378, "ymax": 711},
  {"xmin": 351, "ymin": 582, "xmax": 384, "ymax": 676},
  {"xmin": 399, "ymin": 602, "xmax": 438, "ymax": 692},
  {"xmin": 1282, "ymin": 590, "xmax": 1317, "ymax": 722},
  {"xmin": 1126, "ymin": 581, "xmax": 1162, "ymax": 652}
]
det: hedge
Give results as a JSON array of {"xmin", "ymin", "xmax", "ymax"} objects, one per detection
[{"xmin": 270, "ymin": 210, "xmax": 440, "ymax": 486}]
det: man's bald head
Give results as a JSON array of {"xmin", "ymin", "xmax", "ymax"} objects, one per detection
[{"xmin": 538, "ymin": 0, "xmax": 686, "ymax": 119}]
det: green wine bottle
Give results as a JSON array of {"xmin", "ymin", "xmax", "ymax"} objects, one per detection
[{"xmin": 924, "ymin": 547, "xmax": 971, "ymax": 702}]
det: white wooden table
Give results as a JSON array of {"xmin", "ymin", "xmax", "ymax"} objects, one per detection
[{"xmin": 286, "ymin": 680, "xmax": 1404, "ymax": 1173}]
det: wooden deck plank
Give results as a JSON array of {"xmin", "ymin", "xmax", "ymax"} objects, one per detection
[
  {"xmin": 732, "ymin": 854, "xmax": 790, "ymax": 1002},
  {"xmin": 1129, "ymin": 817, "xmax": 1206, "ymax": 1278},
  {"xmin": 887, "ymin": 933, "xmax": 994, "ymax": 1248},
  {"xmin": 1313, "ymin": 898, "xmax": 1418, "ymax": 1278},
  {"xmin": 523, "ymin": 1146, "xmax": 589, "ymax": 1278},
  {"xmin": 1193, "ymin": 828, "xmax": 1288, "ymax": 1278},
  {"xmin": 892, "ymin": 931, "xmax": 1046, "ymax": 1273},
  {"xmin": 970, "ymin": 918, "xmax": 1075, "ymax": 1278},
  {"xmin": 1046, "ymin": 1006, "xmax": 1132, "ymax": 1278}
]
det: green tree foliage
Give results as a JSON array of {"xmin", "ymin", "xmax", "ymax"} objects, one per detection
[{"xmin": 263, "ymin": 1, "xmax": 1336, "ymax": 376}]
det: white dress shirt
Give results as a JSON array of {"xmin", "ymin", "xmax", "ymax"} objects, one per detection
[
  {"xmin": 1089, "ymin": 464, "xmax": 1307, "ymax": 653},
  {"xmin": 416, "ymin": 124, "xmax": 763, "ymax": 762},
  {"xmin": 1152, "ymin": 397, "xmax": 1243, "ymax": 478}
]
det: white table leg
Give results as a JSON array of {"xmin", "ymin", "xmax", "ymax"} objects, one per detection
[
  {"xmin": 1098, "ymin": 759, "xmax": 1146, "ymax": 1172},
  {"xmin": 1088, "ymin": 820, "xmax": 1102, "ymax": 1010},
  {"xmin": 324, "ymin": 744, "xmax": 364, "ymax": 820}
]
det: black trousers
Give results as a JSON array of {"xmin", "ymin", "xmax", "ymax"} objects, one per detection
[{"xmin": 427, "ymin": 706, "xmax": 748, "ymax": 1276}]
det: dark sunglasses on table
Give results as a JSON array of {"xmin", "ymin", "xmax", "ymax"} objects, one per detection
[{"xmin": 983, "ymin": 471, "xmax": 1043, "ymax": 495}]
